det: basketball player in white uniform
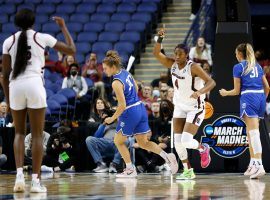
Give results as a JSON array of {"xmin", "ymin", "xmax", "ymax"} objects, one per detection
[
  {"xmin": 153, "ymin": 28, "xmax": 216, "ymax": 179},
  {"xmin": 1, "ymin": 9, "xmax": 76, "ymax": 193}
]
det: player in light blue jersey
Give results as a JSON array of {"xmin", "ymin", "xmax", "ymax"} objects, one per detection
[
  {"xmin": 220, "ymin": 43, "xmax": 269, "ymax": 179},
  {"xmin": 102, "ymin": 50, "xmax": 178, "ymax": 178}
]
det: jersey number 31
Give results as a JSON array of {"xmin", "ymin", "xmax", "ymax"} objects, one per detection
[{"xmin": 250, "ymin": 67, "xmax": 258, "ymax": 78}]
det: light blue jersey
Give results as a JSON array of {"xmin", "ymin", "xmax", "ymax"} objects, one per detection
[
  {"xmin": 233, "ymin": 60, "xmax": 266, "ymax": 118},
  {"xmin": 113, "ymin": 69, "xmax": 150, "ymax": 136}
]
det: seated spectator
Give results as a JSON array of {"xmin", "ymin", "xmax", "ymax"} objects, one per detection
[
  {"xmin": 62, "ymin": 63, "xmax": 90, "ymax": 120},
  {"xmin": 88, "ymin": 98, "xmax": 111, "ymax": 123},
  {"xmin": 24, "ymin": 131, "xmax": 50, "ymax": 170},
  {"xmin": 140, "ymin": 84, "xmax": 154, "ymax": 115},
  {"xmin": 159, "ymin": 82, "xmax": 169, "ymax": 101},
  {"xmin": 0, "ymin": 101, "xmax": 13, "ymax": 127},
  {"xmin": 45, "ymin": 51, "xmax": 67, "ymax": 77},
  {"xmin": 85, "ymin": 109, "xmax": 123, "ymax": 173},
  {"xmin": 134, "ymin": 132, "xmax": 166, "ymax": 173},
  {"xmin": 148, "ymin": 101, "xmax": 161, "ymax": 138},
  {"xmin": 189, "ymin": 37, "xmax": 212, "ymax": 67},
  {"xmin": 136, "ymin": 80, "xmax": 144, "ymax": 99},
  {"xmin": 167, "ymin": 87, "xmax": 174, "ymax": 102},
  {"xmin": 43, "ymin": 120, "xmax": 77, "ymax": 172},
  {"xmin": 82, "ymin": 53, "xmax": 105, "ymax": 99},
  {"xmin": 0, "ymin": 135, "xmax": 7, "ymax": 170},
  {"xmin": 62, "ymin": 55, "xmax": 77, "ymax": 77},
  {"xmin": 151, "ymin": 71, "xmax": 170, "ymax": 89}
]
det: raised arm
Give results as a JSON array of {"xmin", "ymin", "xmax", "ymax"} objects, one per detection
[
  {"xmin": 52, "ymin": 16, "xmax": 76, "ymax": 55},
  {"xmin": 153, "ymin": 28, "xmax": 174, "ymax": 68}
]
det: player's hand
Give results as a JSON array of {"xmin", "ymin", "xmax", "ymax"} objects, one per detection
[
  {"xmin": 158, "ymin": 27, "xmax": 165, "ymax": 38},
  {"xmin": 104, "ymin": 117, "xmax": 114, "ymax": 125},
  {"xmin": 219, "ymin": 89, "xmax": 227, "ymax": 97},
  {"xmin": 190, "ymin": 91, "xmax": 201, "ymax": 99},
  {"xmin": 52, "ymin": 16, "xmax": 66, "ymax": 28}
]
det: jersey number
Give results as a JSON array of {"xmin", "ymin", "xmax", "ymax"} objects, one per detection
[
  {"xmin": 126, "ymin": 75, "xmax": 134, "ymax": 91},
  {"xmin": 27, "ymin": 46, "xmax": 31, "ymax": 60},
  {"xmin": 250, "ymin": 67, "xmax": 258, "ymax": 78}
]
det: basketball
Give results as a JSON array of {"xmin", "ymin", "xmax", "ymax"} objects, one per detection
[{"xmin": 204, "ymin": 101, "xmax": 214, "ymax": 119}]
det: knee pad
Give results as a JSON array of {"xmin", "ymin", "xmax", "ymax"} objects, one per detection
[
  {"xmin": 249, "ymin": 129, "xmax": 262, "ymax": 154},
  {"xmin": 181, "ymin": 132, "xmax": 199, "ymax": 149}
]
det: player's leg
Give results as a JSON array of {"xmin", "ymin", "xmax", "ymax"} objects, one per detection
[
  {"xmin": 182, "ymin": 107, "xmax": 211, "ymax": 168},
  {"xmin": 28, "ymin": 108, "xmax": 47, "ymax": 192},
  {"xmin": 243, "ymin": 115, "xmax": 265, "ymax": 179},
  {"xmin": 173, "ymin": 118, "xmax": 195, "ymax": 179},
  {"xmin": 244, "ymin": 126, "xmax": 256, "ymax": 176},
  {"xmin": 134, "ymin": 133, "xmax": 178, "ymax": 174},
  {"xmin": 11, "ymin": 108, "xmax": 27, "ymax": 192}
]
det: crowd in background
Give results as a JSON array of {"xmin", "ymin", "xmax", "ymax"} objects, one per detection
[{"xmin": 1, "ymin": 35, "xmax": 270, "ymax": 173}]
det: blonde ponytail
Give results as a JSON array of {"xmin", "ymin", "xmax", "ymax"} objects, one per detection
[
  {"xmin": 244, "ymin": 43, "xmax": 256, "ymax": 75},
  {"xmin": 236, "ymin": 43, "xmax": 256, "ymax": 75}
]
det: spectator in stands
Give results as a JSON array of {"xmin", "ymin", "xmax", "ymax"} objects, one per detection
[
  {"xmin": 43, "ymin": 120, "xmax": 76, "ymax": 172},
  {"xmin": 167, "ymin": 87, "xmax": 174, "ymax": 102},
  {"xmin": 140, "ymin": 84, "xmax": 154, "ymax": 115},
  {"xmin": 82, "ymin": 53, "xmax": 106, "ymax": 99},
  {"xmin": 62, "ymin": 63, "xmax": 89, "ymax": 120},
  {"xmin": 0, "ymin": 101, "xmax": 13, "ymax": 127},
  {"xmin": 61, "ymin": 55, "xmax": 76, "ymax": 77},
  {"xmin": 151, "ymin": 71, "xmax": 170, "ymax": 89},
  {"xmin": 85, "ymin": 111, "xmax": 121, "ymax": 173},
  {"xmin": 264, "ymin": 65, "xmax": 270, "ymax": 85},
  {"xmin": 88, "ymin": 98, "xmax": 111, "ymax": 123},
  {"xmin": 24, "ymin": 131, "xmax": 50, "ymax": 170},
  {"xmin": 189, "ymin": 37, "xmax": 212, "ymax": 67},
  {"xmin": 45, "ymin": 51, "xmax": 67, "ymax": 77},
  {"xmin": 0, "ymin": 135, "xmax": 7, "ymax": 170},
  {"xmin": 148, "ymin": 101, "xmax": 161, "ymax": 137},
  {"xmin": 159, "ymin": 82, "xmax": 169, "ymax": 100}
]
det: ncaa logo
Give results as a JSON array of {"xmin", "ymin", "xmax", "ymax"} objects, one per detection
[{"xmin": 201, "ymin": 115, "xmax": 249, "ymax": 158}]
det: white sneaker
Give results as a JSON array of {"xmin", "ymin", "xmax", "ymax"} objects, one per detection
[
  {"xmin": 166, "ymin": 153, "xmax": 179, "ymax": 175},
  {"xmin": 41, "ymin": 165, "xmax": 54, "ymax": 173},
  {"xmin": 250, "ymin": 166, "xmax": 266, "ymax": 179},
  {"xmin": 116, "ymin": 166, "xmax": 137, "ymax": 178},
  {"xmin": 244, "ymin": 165, "xmax": 256, "ymax": 176},
  {"xmin": 30, "ymin": 179, "xmax": 47, "ymax": 193},
  {"xmin": 13, "ymin": 173, "xmax": 25, "ymax": 193}
]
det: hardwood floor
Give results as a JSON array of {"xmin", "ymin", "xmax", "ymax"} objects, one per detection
[{"xmin": 0, "ymin": 172, "xmax": 269, "ymax": 199}]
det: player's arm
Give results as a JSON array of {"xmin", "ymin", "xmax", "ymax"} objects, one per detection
[
  {"xmin": 262, "ymin": 75, "xmax": 270, "ymax": 98},
  {"xmin": 52, "ymin": 16, "xmax": 76, "ymax": 55},
  {"xmin": 153, "ymin": 28, "xmax": 174, "ymax": 68},
  {"xmin": 190, "ymin": 63, "xmax": 216, "ymax": 99},
  {"xmin": 104, "ymin": 80, "xmax": 126, "ymax": 124},
  {"xmin": 220, "ymin": 78, "xmax": 241, "ymax": 96},
  {"xmin": 1, "ymin": 54, "xmax": 12, "ymax": 107}
]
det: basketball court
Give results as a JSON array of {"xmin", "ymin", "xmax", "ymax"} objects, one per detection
[{"xmin": 0, "ymin": 172, "xmax": 269, "ymax": 199}]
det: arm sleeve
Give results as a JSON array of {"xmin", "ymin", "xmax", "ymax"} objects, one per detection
[
  {"xmin": 40, "ymin": 33, "xmax": 57, "ymax": 48},
  {"xmin": 79, "ymin": 77, "xmax": 88, "ymax": 97},
  {"xmin": 233, "ymin": 64, "xmax": 243, "ymax": 78},
  {"xmin": 2, "ymin": 37, "xmax": 12, "ymax": 54}
]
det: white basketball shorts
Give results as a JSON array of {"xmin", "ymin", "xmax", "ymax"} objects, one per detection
[
  {"xmin": 173, "ymin": 103, "xmax": 205, "ymax": 126},
  {"xmin": 9, "ymin": 77, "xmax": 47, "ymax": 110}
]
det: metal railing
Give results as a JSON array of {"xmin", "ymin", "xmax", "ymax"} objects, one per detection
[{"xmin": 184, "ymin": 0, "xmax": 214, "ymax": 48}]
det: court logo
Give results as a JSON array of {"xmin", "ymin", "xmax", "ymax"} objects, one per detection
[{"xmin": 201, "ymin": 115, "xmax": 249, "ymax": 158}]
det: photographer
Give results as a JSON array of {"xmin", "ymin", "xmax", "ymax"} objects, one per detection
[{"xmin": 43, "ymin": 120, "xmax": 76, "ymax": 172}]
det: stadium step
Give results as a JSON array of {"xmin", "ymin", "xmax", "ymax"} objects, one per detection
[{"xmin": 134, "ymin": 0, "xmax": 192, "ymax": 84}]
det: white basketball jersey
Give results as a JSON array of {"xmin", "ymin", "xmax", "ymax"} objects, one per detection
[
  {"xmin": 2, "ymin": 29, "xmax": 57, "ymax": 81},
  {"xmin": 171, "ymin": 60, "xmax": 205, "ymax": 107}
]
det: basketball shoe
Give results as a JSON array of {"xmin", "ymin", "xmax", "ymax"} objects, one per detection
[
  {"xmin": 166, "ymin": 153, "xmax": 179, "ymax": 174},
  {"xmin": 200, "ymin": 144, "xmax": 211, "ymax": 168},
  {"xmin": 116, "ymin": 165, "xmax": 137, "ymax": 178},
  {"xmin": 176, "ymin": 168, "xmax": 196, "ymax": 180},
  {"xmin": 250, "ymin": 166, "xmax": 266, "ymax": 179},
  {"xmin": 13, "ymin": 173, "xmax": 25, "ymax": 193},
  {"xmin": 30, "ymin": 179, "xmax": 47, "ymax": 193}
]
